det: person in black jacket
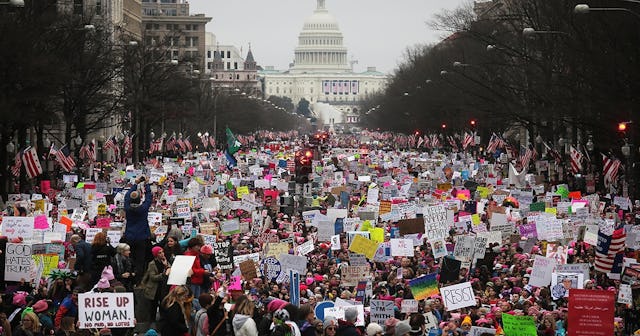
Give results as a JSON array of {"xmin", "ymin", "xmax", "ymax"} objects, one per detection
[
  {"xmin": 158, "ymin": 285, "xmax": 192, "ymax": 336},
  {"xmin": 207, "ymin": 284, "xmax": 230, "ymax": 336},
  {"xmin": 90, "ymin": 232, "xmax": 115, "ymax": 287},
  {"xmin": 336, "ymin": 307, "xmax": 360, "ymax": 336}
]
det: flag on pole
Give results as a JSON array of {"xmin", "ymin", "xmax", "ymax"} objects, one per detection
[
  {"xmin": 225, "ymin": 149, "xmax": 237, "ymax": 170},
  {"xmin": 22, "ymin": 147, "xmax": 43, "ymax": 179},
  {"xmin": 462, "ymin": 132, "xmax": 474, "ymax": 150},
  {"xmin": 519, "ymin": 145, "xmax": 534, "ymax": 169},
  {"xmin": 55, "ymin": 144, "xmax": 76, "ymax": 172},
  {"xmin": 594, "ymin": 227, "xmax": 626, "ymax": 273},
  {"xmin": 165, "ymin": 135, "xmax": 176, "ymax": 152},
  {"xmin": 602, "ymin": 153, "xmax": 621, "ymax": 188},
  {"xmin": 177, "ymin": 137, "xmax": 186, "ymax": 152},
  {"xmin": 569, "ymin": 146, "xmax": 583, "ymax": 173},
  {"xmin": 123, "ymin": 134, "xmax": 133, "ymax": 158},
  {"xmin": 184, "ymin": 136, "xmax": 192, "ymax": 152},
  {"xmin": 10, "ymin": 150, "xmax": 22, "ymax": 177},
  {"xmin": 226, "ymin": 127, "xmax": 241, "ymax": 155}
]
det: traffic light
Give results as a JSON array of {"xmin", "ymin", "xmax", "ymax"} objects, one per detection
[
  {"xmin": 294, "ymin": 149, "xmax": 313, "ymax": 184},
  {"xmin": 618, "ymin": 122, "xmax": 627, "ymax": 132}
]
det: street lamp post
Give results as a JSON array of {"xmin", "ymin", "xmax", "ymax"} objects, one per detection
[{"xmin": 575, "ymin": 4, "xmax": 640, "ymax": 20}]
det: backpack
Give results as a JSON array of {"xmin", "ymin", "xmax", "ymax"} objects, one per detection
[{"xmin": 194, "ymin": 309, "xmax": 208, "ymax": 336}]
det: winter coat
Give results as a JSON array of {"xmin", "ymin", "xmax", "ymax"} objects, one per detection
[
  {"xmin": 124, "ymin": 184, "xmax": 152, "ymax": 241},
  {"xmin": 73, "ymin": 240, "xmax": 92, "ymax": 273},
  {"xmin": 232, "ymin": 314, "xmax": 258, "ymax": 336},
  {"xmin": 159, "ymin": 302, "xmax": 189, "ymax": 336},
  {"xmin": 141, "ymin": 259, "xmax": 167, "ymax": 301},
  {"xmin": 184, "ymin": 249, "xmax": 206, "ymax": 285},
  {"xmin": 336, "ymin": 320, "xmax": 360, "ymax": 336}
]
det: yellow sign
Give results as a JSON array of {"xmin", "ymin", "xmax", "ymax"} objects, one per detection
[
  {"xmin": 545, "ymin": 207, "xmax": 557, "ymax": 216},
  {"xmin": 266, "ymin": 242, "xmax": 290, "ymax": 259},
  {"xmin": 378, "ymin": 201, "xmax": 392, "ymax": 215},
  {"xmin": 32, "ymin": 254, "xmax": 59, "ymax": 278},
  {"xmin": 360, "ymin": 220, "xmax": 372, "ymax": 232},
  {"xmin": 34, "ymin": 200, "xmax": 45, "ymax": 212},
  {"xmin": 476, "ymin": 186, "xmax": 491, "ymax": 199},
  {"xmin": 471, "ymin": 214, "xmax": 481, "ymax": 225},
  {"xmin": 97, "ymin": 204, "xmax": 107, "ymax": 216},
  {"xmin": 369, "ymin": 227, "xmax": 384, "ymax": 243},
  {"xmin": 348, "ymin": 234, "xmax": 379, "ymax": 260},
  {"xmin": 236, "ymin": 186, "xmax": 250, "ymax": 199}
]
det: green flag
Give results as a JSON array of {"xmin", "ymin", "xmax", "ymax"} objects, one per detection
[{"xmin": 226, "ymin": 127, "xmax": 240, "ymax": 155}]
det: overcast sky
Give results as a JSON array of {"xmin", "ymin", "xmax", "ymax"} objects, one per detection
[{"xmin": 187, "ymin": 0, "xmax": 470, "ymax": 74}]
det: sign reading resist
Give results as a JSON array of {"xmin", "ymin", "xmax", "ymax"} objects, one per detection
[{"xmin": 439, "ymin": 281, "xmax": 475, "ymax": 311}]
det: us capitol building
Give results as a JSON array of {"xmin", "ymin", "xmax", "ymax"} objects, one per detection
[{"xmin": 259, "ymin": 0, "xmax": 387, "ymax": 131}]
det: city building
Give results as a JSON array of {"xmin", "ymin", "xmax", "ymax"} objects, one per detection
[
  {"xmin": 204, "ymin": 32, "xmax": 261, "ymax": 95},
  {"xmin": 141, "ymin": 0, "xmax": 211, "ymax": 71},
  {"xmin": 259, "ymin": 0, "xmax": 387, "ymax": 131}
]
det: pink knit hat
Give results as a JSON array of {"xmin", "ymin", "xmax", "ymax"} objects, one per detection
[{"xmin": 267, "ymin": 299, "xmax": 288, "ymax": 313}]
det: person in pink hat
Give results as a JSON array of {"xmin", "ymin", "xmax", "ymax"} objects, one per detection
[{"xmin": 141, "ymin": 245, "xmax": 171, "ymax": 322}]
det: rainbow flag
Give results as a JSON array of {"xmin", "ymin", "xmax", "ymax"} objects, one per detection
[{"xmin": 409, "ymin": 273, "xmax": 439, "ymax": 301}]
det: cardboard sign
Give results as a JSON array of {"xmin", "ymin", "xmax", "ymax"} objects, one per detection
[
  {"xmin": 423, "ymin": 205, "xmax": 448, "ymax": 240},
  {"xmin": 469, "ymin": 327, "xmax": 496, "ymax": 336},
  {"xmin": 440, "ymin": 281, "xmax": 475, "ymax": 311},
  {"xmin": 398, "ymin": 218, "xmax": 425, "ymax": 236},
  {"xmin": 502, "ymin": 314, "xmax": 537, "ymax": 336},
  {"xmin": 239, "ymin": 260, "xmax": 258, "ymax": 280},
  {"xmin": 5, "ymin": 243, "xmax": 33, "ymax": 281},
  {"xmin": 78, "ymin": 292, "xmax": 135, "ymax": 329},
  {"xmin": 568, "ymin": 289, "xmax": 615, "ymax": 336},
  {"xmin": 167, "ymin": 255, "xmax": 196, "ymax": 285},
  {"xmin": 390, "ymin": 238, "xmax": 414, "ymax": 257},
  {"xmin": 530, "ymin": 255, "xmax": 557, "ymax": 287},
  {"xmin": 341, "ymin": 265, "xmax": 369, "ymax": 286},
  {"xmin": 400, "ymin": 299, "xmax": 418, "ymax": 313}
]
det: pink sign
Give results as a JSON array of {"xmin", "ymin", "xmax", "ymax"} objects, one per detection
[
  {"xmin": 34, "ymin": 215, "xmax": 49, "ymax": 229},
  {"xmin": 96, "ymin": 218, "xmax": 111, "ymax": 228}
]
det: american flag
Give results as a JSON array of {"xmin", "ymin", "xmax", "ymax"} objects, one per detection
[
  {"xmin": 149, "ymin": 138, "xmax": 163, "ymax": 154},
  {"xmin": 519, "ymin": 145, "xmax": 534, "ymax": 169},
  {"xmin": 447, "ymin": 135, "xmax": 458, "ymax": 151},
  {"xmin": 430, "ymin": 134, "xmax": 440, "ymax": 148},
  {"xmin": 287, "ymin": 160, "xmax": 295, "ymax": 172},
  {"xmin": 417, "ymin": 136, "xmax": 424, "ymax": 148},
  {"xmin": 209, "ymin": 136, "xmax": 216, "ymax": 149},
  {"xmin": 22, "ymin": 147, "xmax": 42, "ymax": 179},
  {"xmin": 462, "ymin": 132, "xmax": 474, "ymax": 150},
  {"xmin": 55, "ymin": 144, "xmax": 76, "ymax": 172},
  {"xmin": 595, "ymin": 227, "xmax": 626, "ymax": 273},
  {"xmin": 569, "ymin": 146, "xmax": 583, "ymax": 173},
  {"xmin": 10, "ymin": 150, "xmax": 22, "ymax": 177},
  {"xmin": 177, "ymin": 138, "xmax": 186, "ymax": 152},
  {"xmin": 486, "ymin": 133, "xmax": 505, "ymax": 153},
  {"xmin": 184, "ymin": 136, "xmax": 192, "ymax": 152},
  {"xmin": 165, "ymin": 136, "xmax": 176, "ymax": 152},
  {"xmin": 602, "ymin": 153, "xmax": 622, "ymax": 188},
  {"xmin": 422, "ymin": 135, "xmax": 430, "ymax": 148},
  {"xmin": 200, "ymin": 134, "xmax": 209, "ymax": 149},
  {"xmin": 123, "ymin": 134, "xmax": 133, "ymax": 158},
  {"xmin": 103, "ymin": 136, "xmax": 120, "ymax": 160},
  {"xmin": 542, "ymin": 142, "xmax": 562, "ymax": 163},
  {"xmin": 79, "ymin": 140, "xmax": 96, "ymax": 162}
]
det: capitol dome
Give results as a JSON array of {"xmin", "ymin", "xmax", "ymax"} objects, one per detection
[{"xmin": 290, "ymin": 0, "xmax": 351, "ymax": 74}]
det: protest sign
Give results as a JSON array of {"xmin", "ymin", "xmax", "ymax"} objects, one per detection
[
  {"xmin": 473, "ymin": 236, "xmax": 487, "ymax": 259},
  {"xmin": 398, "ymin": 218, "xmax": 425, "ymax": 236},
  {"xmin": 423, "ymin": 205, "xmax": 448, "ymax": 240},
  {"xmin": 167, "ymin": 255, "xmax": 196, "ymax": 285},
  {"xmin": 214, "ymin": 241, "xmax": 233, "ymax": 270},
  {"xmin": 369, "ymin": 300, "xmax": 394, "ymax": 325},
  {"xmin": 296, "ymin": 240, "xmax": 315, "ymax": 256},
  {"xmin": 341, "ymin": 265, "xmax": 369, "ymax": 286},
  {"xmin": 453, "ymin": 235, "xmax": 475, "ymax": 262},
  {"xmin": 240, "ymin": 260, "xmax": 258, "ymax": 280},
  {"xmin": 469, "ymin": 327, "xmax": 496, "ymax": 336},
  {"xmin": 440, "ymin": 281, "xmax": 475, "ymax": 311},
  {"xmin": 32, "ymin": 254, "xmax": 59, "ymax": 279},
  {"xmin": 278, "ymin": 254, "xmax": 307, "ymax": 275},
  {"xmin": 502, "ymin": 314, "xmax": 537, "ymax": 336},
  {"xmin": 618, "ymin": 284, "xmax": 632, "ymax": 305},
  {"xmin": 530, "ymin": 255, "xmax": 556, "ymax": 287},
  {"xmin": 556, "ymin": 263, "xmax": 590, "ymax": 280},
  {"xmin": 1, "ymin": 217, "xmax": 34, "ymax": 241},
  {"xmin": 78, "ymin": 292, "xmax": 135, "ymax": 329},
  {"xmin": 390, "ymin": 238, "xmax": 414, "ymax": 257},
  {"xmin": 348, "ymin": 234, "xmax": 379, "ymax": 260},
  {"xmin": 221, "ymin": 219, "xmax": 241, "ymax": 235},
  {"xmin": 260, "ymin": 257, "xmax": 281, "ymax": 282},
  {"xmin": 400, "ymin": 299, "xmax": 418, "ymax": 313},
  {"xmin": 5, "ymin": 243, "xmax": 33, "ymax": 281},
  {"xmin": 568, "ymin": 289, "xmax": 614, "ymax": 336}
]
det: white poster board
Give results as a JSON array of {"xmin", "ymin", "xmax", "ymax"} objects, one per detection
[
  {"xmin": 529, "ymin": 255, "xmax": 557, "ymax": 287},
  {"xmin": 369, "ymin": 300, "xmax": 394, "ymax": 325},
  {"xmin": 78, "ymin": 292, "xmax": 135, "ymax": 329},
  {"xmin": 5, "ymin": 243, "xmax": 33, "ymax": 281},
  {"xmin": 440, "ymin": 281, "xmax": 475, "ymax": 311},
  {"xmin": 1, "ymin": 217, "xmax": 34, "ymax": 241},
  {"xmin": 167, "ymin": 255, "xmax": 196, "ymax": 285}
]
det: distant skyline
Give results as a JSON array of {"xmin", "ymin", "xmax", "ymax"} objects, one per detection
[{"xmin": 188, "ymin": 0, "xmax": 470, "ymax": 74}]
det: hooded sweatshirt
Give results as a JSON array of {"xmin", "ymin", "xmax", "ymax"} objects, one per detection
[
  {"xmin": 124, "ymin": 184, "xmax": 152, "ymax": 241},
  {"xmin": 232, "ymin": 314, "xmax": 258, "ymax": 336}
]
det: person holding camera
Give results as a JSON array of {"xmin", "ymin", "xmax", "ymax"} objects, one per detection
[{"xmin": 124, "ymin": 175, "xmax": 153, "ymax": 285}]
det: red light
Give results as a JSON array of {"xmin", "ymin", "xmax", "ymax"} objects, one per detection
[
  {"xmin": 415, "ymin": 131, "xmax": 420, "ymax": 135},
  {"xmin": 441, "ymin": 123, "xmax": 447, "ymax": 129},
  {"xmin": 618, "ymin": 123, "xmax": 627, "ymax": 131},
  {"xmin": 305, "ymin": 150, "xmax": 312, "ymax": 158},
  {"xmin": 470, "ymin": 120, "xmax": 476, "ymax": 126}
]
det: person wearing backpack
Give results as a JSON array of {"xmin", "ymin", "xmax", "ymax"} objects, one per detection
[{"xmin": 194, "ymin": 293, "xmax": 213, "ymax": 336}]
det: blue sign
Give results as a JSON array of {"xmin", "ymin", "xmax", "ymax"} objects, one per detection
[
  {"xmin": 314, "ymin": 301, "xmax": 335, "ymax": 321},
  {"xmin": 260, "ymin": 257, "xmax": 281, "ymax": 282},
  {"xmin": 289, "ymin": 270, "xmax": 300, "ymax": 307}
]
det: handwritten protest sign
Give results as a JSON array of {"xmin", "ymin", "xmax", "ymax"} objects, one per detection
[
  {"xmin": 401, "ymin": 299, "xmax": 418, "ymax": 313},
  {"xmin": 502, "ymin": 314, "xmax": 537, "ymax": 336},
  {"xmin": 370, "ymin": 300, "xmax": 394, "ymax": 325},
  {"xmin": 78, "ymin": 292, "xmax": 135, "ymax": 329},
  {"xmin": 214, "ymin": 241, "xmax": 233, "ymax": 270},
  {"xmin": 453, "ymin": 235, "xmax": 475, "ymax": 262},
  {"xmin": 390, "ymin": 238, "xmax": 414, "ymax": 257},
  {"xmin": 398, "ymin": 218, "xmax": 425, "ymax": 236},
  {"xmin": 530, "ymin": 255, "xmax": 556, "ymax": 287},
  {"xmin": 341, "ymin": 265, "xmax": 369, "ymax": 286},
  {"xmin": 423, "ymin": 205, "xmax": 448, "ymax": 240},
  {"xmin": 5, "ymin": 243, "xmax": 33, "ymax": 281},
  {"xmin": 469, "ymin": 327, "xmax": 496, "ymax": 336},
  {"xmin": 348, "ymin": 234, "xmax": 379, "ymax": 260},
  {"xmin": 440, "ymin": 281, "xmax": 475, "ymax": 311},
  {"xmin": 1, "ymin": 217, "xmax": 34, "ymax": 241}
]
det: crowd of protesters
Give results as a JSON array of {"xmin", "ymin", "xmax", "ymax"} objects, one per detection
[{"xmin": 0, "ymin": 130, "xmax": 638, "ymax": 336}]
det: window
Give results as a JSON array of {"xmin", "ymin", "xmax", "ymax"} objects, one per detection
[
  {"xmin": 227, "ymin": 51, "xmax": 231, "ymax": 58},
  {"xmin": 145, "ymin": 23, "xmax": 153, "ymax": 30},
  {"xmin": 73, "ymin": 0, "xmax": 83, "ymax": 14},
  {"xmin": 234, "ymin": 62, "xmax": 238, "ymax": 70},
  {"xmin": 227, "ymin": 62, "xmax": 230, "ymax": 70},
  {"xmin": 207, "ymin": 62, "xmax": 212, "ymax": 69},
  {"xmin": 192, "ymin": 24, "xmax": 198, "ymax": 30},
  {"xmin": 220, "ymin": 51, "xmax": 224, "ymax": 58},
  {"xmin": 236, "ymin": 74, "xmax": 240, "ymax": 80},
  {"xmin": 154, "ymin": 24, "xmax": 159, "ymax": 29},
  {"xmin": 207, "ymin": 50, "xmax": 211, "ymax": 58},
  {"xmin": 186, "ymin": 36, "xmax": 198, "ymax": 47},
  {"xmin": 96, "ymin": 0, "xmax": 102, "ymax": 14}
]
